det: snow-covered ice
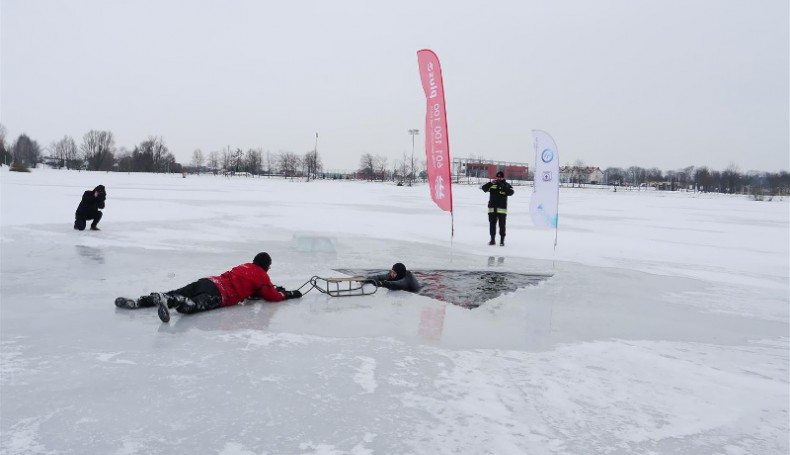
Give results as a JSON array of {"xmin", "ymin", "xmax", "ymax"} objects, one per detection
[{"xmin": 1, "ymin": 168, "xmax": 788, "ymax": 454}]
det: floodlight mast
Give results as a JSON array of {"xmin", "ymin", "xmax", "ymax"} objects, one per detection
[{"xmin": 408, "ymin": 129, "xmax": 420, "ymax": 185}]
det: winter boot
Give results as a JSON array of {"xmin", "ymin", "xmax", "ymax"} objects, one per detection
[
  {"xmin": 488, "ymin": 237, "xmax": 496, "ymax": 246},
  {"xmin": 500, "ymin": 236, "xmax": 505, "ymax": 246},
  {"xmin": 114, "ymin": 297, "xmax": 138, "ymax": 309},
  {"xmin": 151, "ymin": 293, "xmax": 171, "ymax": 323}
]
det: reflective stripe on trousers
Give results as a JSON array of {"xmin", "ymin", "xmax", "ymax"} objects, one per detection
[{"xmin": 487, "ymin": 208, "xmax": 507, "ymax": 215}]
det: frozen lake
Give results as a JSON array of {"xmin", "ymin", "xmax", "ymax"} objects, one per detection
[{"xmin": 1, "ymin": 168, "xmax": 788, "ymax": 454}]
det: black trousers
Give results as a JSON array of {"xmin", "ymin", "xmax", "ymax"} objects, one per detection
[
  {"xmin": 488, "ymin": 212, "xmax": 507, "ymax": 239},
  {"xmin": 166, "ymin": 278, "xmax": 222, "ymax": 314},
  {"xmin": 74, "ymin": 211, "xmax": 102, "ymax": 230}
]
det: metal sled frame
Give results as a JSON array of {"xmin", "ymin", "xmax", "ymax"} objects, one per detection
[{"xmin": 297, "ymin": 276, "xmax": 378, "ymax": 298}]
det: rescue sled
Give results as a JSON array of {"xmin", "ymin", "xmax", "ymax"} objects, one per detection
[{"xmin": 297, "ymin": 276, "xmax": 378, "ymax": 298}]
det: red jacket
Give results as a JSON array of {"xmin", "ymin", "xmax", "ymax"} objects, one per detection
[{"xmin": 208, "ymin": 263, "xmax": 285, "ymax": 306}]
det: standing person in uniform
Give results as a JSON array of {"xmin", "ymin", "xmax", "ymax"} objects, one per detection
[
  {"xmin": 74, "ymin": 185, "xmax": 107, "ymax": 231},
  {"xmin": 115, "ymin": 252, "xmax": 302, "ymax": 323},
  {"xmin": 367, "ymin": 263, "xmax": 421, "ymax": 292},
  {"xmin": 481, "ymin": 171, "xmax": 514, "ymax": 246}
]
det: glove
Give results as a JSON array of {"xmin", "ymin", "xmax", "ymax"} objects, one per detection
[
  {"xmin": 283, "ymin": 290, "xmax": 302, "ymax": 299},
  {"xmin": 275, "ymin": 286, "xmax": 286, "ymax": 293}
]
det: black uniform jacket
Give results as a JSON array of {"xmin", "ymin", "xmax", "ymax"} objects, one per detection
[
  {"xmin": 481, "ymin": 180, "xmax": 514, "ymax": 211},
  {"xmin": 368, "ymin": 271, "xmax": 421, "ymax": 293},
  {"xmin": 75, "ymin": 189, "xmax": 106, "ymax": 219}
]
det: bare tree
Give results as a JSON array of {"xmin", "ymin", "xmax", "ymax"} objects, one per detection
[
  {"xmin": 220, "ymin": 147, "xmax": 233, "ymax": 172},
  {"xmin": 207, "ymin": 151, "xmax": 220, "ymax": 172},
  {"xmin": 0, "ymin": 124, "xmax": 9, "ymax": 166},
  {"xmin": 244, "ymin": 148, "xmax": 262, "ymax": 175},
  {"xmin": 359, "ymin": 153, "xmax": 374, "ymax": 180},
  {"xmin": 149, "ymin": 136, "xmax": 169, "ymax": 172},
  {"xmin": 418, "ymin": 158, "xmax": 427, "ymax": 181},
  {"xmin": 277, "ymin": 151, "xmax": 302, "ymax": 177},
  {"xmin": 191, "ymin": 149, "xmax": 204, "ymax": 173},
  {"xmin": 220, "ymin": 147, "xmax": 232, "ymax": 173},
  {"xmin": 303, "ymin": 149, "xmax": 323, "ymax": 181},
  {"xmin": 115, "ymin": 147, "xmax": 133, "ymax": 172},
  {"xmin": 52, "ymin": 135, "xmax": 78, "ymax": 169},
  {"xmin": 645, "ymin": 167, "xmax": 663, "ymax": 184},
  {"xmin": 160, "ymin": 152, "xmax": 177, "ymax": 173},
  {"xmin": 627, "ymin": 166, "xmax": 646, "ymax": 188},
  {"xmin": 603, "ymin": 167, "xmax": 625, "ymax": 186},
  {"xmin": 694, "ymin": 166, "xmax": 711, "ymax": 192},
  {"xmin": 722, "ymin": 162, "xmax": 741, "ymax": 194},
  {"xmin": 80, "ymin": 130, "xmax": 115, "ymax": 171},
  {"xmin": 232, "ymin": 148, "xmax": 244, "ymax": 173},
  {"xmin": 374, "ymin": 155, "xmax": 388, "ymax": 181},
  {"xmin": 12, "ymin": 134, "xmax": 42, "ymax": 167},
  {"xmin": 264, "ymin": 150, "xmax": 274, "ymax": 177},
  {"xmin": 395, "ymin": 153, "xmax": 409, "ymax": 184},
  {"xmin": 133, "ymin": 136, "xmax": 172, "ymax": 172},
  {"xmin": 571, "ymin": 159, "xmax": 586, "ymax": 187},
  {"xmin": 408, "ymin": 152, "xmax": 418, "ymax": 185},
  {"xmin": 679, "ymin": 166, "xmax": 695, "ymax": 189},
  {"xmin": 51, "ymin": 137, "xmax": 64, "ymax": 168},
  {"xmin": 130, "ymin": 145, "xmax": 153, "ymax": 172}
]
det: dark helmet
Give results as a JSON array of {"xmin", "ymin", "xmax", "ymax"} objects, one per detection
[
  {"xmin": 392, "ymin": 262, "xmax": 407, "ymax": 279},
  {"xmin": 253, "ymin": 252, "xmax": 272, "ymax": 271},
  {"xmin": 94, "ymin": 185, "xmax": 106, "ymax": 194},
  {"xmin": 495, "ymin": 171, "xmax": 505, "ymax": 178}
]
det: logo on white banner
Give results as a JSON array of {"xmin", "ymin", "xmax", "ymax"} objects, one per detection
[
  {"xmin": 542, "ymin": 171, "xmax": 552, "ymax": 182},
  {"xmin": 541, "ymin": 148, "xmax": 555, "ymax": 163}
]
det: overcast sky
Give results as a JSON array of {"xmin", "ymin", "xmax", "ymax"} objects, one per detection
[{"xmin": 1, "ymin": 0, "xmax": 787, "ymax": 172}]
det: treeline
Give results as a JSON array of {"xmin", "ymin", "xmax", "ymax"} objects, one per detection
[
  {"xmin": 186, "ymin": 148, "xmax": 322, "ymax": 180},
  {"xmin": 0, "ymin": 124, "xmax": 406, "ymax": 182},
  {"xmin": 0, "ymin": 125, "xmax": 325, "ymax": 180},
  {"xmin": 1, "ymin": 125, "xmax": 786, "ymax": 195},
  {"xmin": 603, "ymin": 165, "xmax": 789, "ymax": 196},
  {"xmin": 0, "ymin": 126, "xmax": 181, "ymax": 173}
]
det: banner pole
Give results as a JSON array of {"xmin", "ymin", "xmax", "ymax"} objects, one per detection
[
  {"xmin": 554, "ymin": 226, "xmax": 558, "ymax": 249},
  {"xmin": 448, "ymin": 212, "xmax": 455, "ymax": 263}
]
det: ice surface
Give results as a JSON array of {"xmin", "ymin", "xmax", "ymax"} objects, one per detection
[{"xmin": 1, "ymin": 168, "xmax": 788, "ymax": 454}]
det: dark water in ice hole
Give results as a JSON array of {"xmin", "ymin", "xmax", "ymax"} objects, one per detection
[{"xmin": 334, "ymin": 269, "xmax": 552, "ymax": 309}]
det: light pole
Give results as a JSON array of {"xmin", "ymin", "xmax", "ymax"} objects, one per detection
[
  {"xmin": 309, "ymin": 132, "xmax": 318, "ymax": 181},
  {"xmin": 408, "ymin": 129, "xmax": 419, "ymax": 185}
]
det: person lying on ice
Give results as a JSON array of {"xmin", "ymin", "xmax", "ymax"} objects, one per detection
[
  {"xmin": 367, "ymin": 263, "xmax": 421, "ymax": 293},
  {"xmin": 115, "ymin": 252, "xmax": 302, "ymax": 323}
]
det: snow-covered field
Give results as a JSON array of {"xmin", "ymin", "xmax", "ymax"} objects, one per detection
[{"xmin": 1, "ymin": 168, "xmax": 788, "ymax": 454}]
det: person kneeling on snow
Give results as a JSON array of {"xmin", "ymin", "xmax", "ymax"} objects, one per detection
[
  {"xmin": 115, "ymin": 252, "xmax": 302, "ymax": 323},
  {"xmin": 74, "ymin": 185, "xmax": 107, "ymax": 231},
  {"xmin": 367, "ymin": 263, "xmax": 420, "ymax": 293}
]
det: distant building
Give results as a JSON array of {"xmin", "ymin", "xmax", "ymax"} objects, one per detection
[
  {"xmin": 560, "ymin": 166, "xmax": 603, "ymax": 184},
  {"xmin": 452, "ymin": 158, "xmax": 529, "ymax": 181}
]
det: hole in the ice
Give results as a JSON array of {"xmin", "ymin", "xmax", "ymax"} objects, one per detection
[{"xmin": 334, "ymin": 269, "xmax": 552, "ymax": 309}]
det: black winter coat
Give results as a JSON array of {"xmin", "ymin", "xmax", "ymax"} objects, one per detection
[
  {"xmin": 75, "ymin": 186, "xmax": 106, "ymax": 219},
  {"xmin": 481, "ymin": 180, "xmax": 514, "ymax": 211},
  {"xmin": 368, "ymin": 271, "xmax": 421, "ymax": 292}
]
